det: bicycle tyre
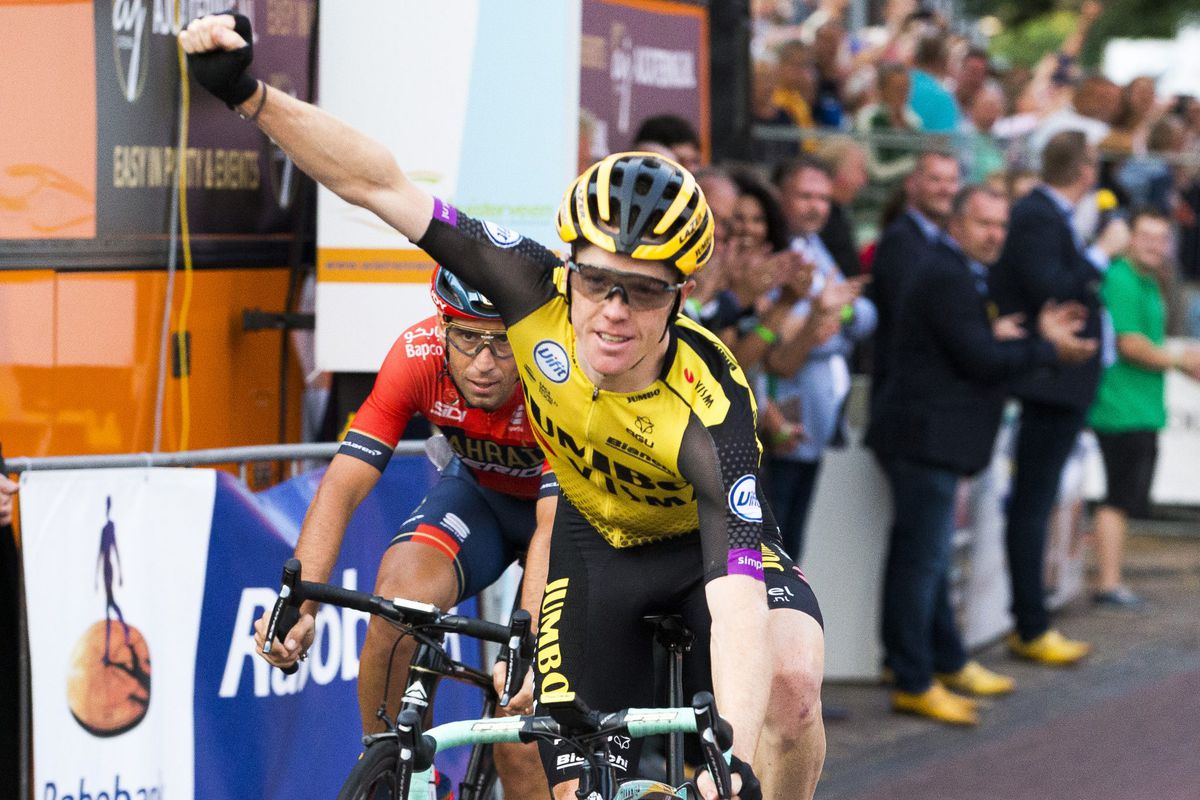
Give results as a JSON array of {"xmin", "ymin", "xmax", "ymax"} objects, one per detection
[{"xmin": 336, "ymin": 739, "xmax": 400, "ymax": 800}]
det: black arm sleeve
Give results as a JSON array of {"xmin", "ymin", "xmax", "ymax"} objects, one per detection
[
  {"xmin": 677, "ymin": 404, "xmax": 765, "ymax": 584},
  {"xmin": 417, "ymin": 200, "xmax": 563, "ymax": 325}
]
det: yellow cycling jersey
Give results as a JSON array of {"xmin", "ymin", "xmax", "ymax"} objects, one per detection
[
  {"xmin": 419, "ymin": 199, "xmax": 773, "ymax": 579},
  {"xmin": 510, "ymin": 291, "xmax": 758, "ymax": 548}
]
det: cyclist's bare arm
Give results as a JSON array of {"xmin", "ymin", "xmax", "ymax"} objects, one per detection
[
  {"xmin": 678, "ymin": 410, "xmax": 771, "ymax": 766},
  {"xmin": 706, "ymin": 573, "xmax": 769, "ymax": 764},
  {"xmin": 179, "ymin": 15, "xmax": 433, "ymax": 245},
  {"xmin": 254, "ymin": 454, "xmax": 381, "ymax": 666}
]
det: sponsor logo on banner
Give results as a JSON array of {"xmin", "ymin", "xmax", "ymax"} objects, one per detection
[
  {"xmin": 728, "ymin": 475, "xmax": 762, "ymax": 522},
  {"xmin": 483, "ymin": 220, "xmax": 522, "ymax": 248},
  {"xmin": 534, "ymin": 340, "xmax": 570, "ymax": 383},
  {"xmin": 67, "ymin": 496, "xmax": 153, "ymax": 737},
  {"xmin": 111, "ymin": 0, "xmax": 152, "ymax": 102},
  {"xmin": 218, "ymin": 570, "xmax": 371, "ymax": 698}
]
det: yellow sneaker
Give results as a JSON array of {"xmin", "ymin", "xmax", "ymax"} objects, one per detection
[
  {"xmin": 1006, "ymin": 629, "xmax": 1091, "ymax": 666},
  {"xmin": 892, "ymin": 683, "xmax": 979, "ymax": 726},
  {"xmin": 936, "ymin": 660, "xmax": 1016, "ymax": 696}
]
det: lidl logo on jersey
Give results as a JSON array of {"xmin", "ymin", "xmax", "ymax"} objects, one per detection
[
  {"xmin": 728, "ymin": 475, "xmax": 762, "ymax": 522},
  {"xmin": 482, "ymin": 220, "xmax": 522, "ymax": 248},
  {"xmin": 534, "ymin": 340, "xmax": 571, "ymax": 383}
]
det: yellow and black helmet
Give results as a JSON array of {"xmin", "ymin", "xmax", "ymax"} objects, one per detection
[{"xmin": 556, "ymin": 152, "xmax": 715, "ymax": 276}]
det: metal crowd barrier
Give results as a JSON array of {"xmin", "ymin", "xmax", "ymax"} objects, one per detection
[{"xmin": 6, "ymin": 440, "xmax": 428, "ymax": 481}]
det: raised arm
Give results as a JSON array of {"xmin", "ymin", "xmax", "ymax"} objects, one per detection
[{"xmin": 180, "ymin": 13, "xmax": 433, "ymax": 243}]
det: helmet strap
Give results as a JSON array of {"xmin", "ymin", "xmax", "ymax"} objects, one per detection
[{"xmin": 660, "ymin": 290, "xmax": 682, "ymax": 342}]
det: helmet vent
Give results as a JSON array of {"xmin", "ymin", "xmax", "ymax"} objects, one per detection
[{"xmin": 635, "ymin": 175, "xmax": 655, "ymax": 196}]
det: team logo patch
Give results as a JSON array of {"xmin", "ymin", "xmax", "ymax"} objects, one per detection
[
  {"xmin": 482, "ymin": 220, "xmax": 522, "ymax": 248},
  {"xmin": 728, "ymin": 475, "xmax": 762, "ymax": 522},
  {"xmin": 534, "ymin": 340, "xmax": 571, "ymax": 383}
]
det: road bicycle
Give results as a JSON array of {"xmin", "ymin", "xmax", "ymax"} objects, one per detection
[
  {"xmin": 265, "ymin": 559, "xmax": 737, "ymax": 800},
  {"xmin": 265, "ymin": 558, "xmax": 533, "ymax": 799}
]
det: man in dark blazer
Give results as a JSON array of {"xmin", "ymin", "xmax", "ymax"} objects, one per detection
[
  {"xmin": 989, "ymin": 130, "xmax": 1129, "ymax": 666},
  {"xmin": 867, "ymin": 185, "xmax": 1097, "ymax": 725},
  {"xmin": 868, "ymin": 149, "xmax": 960, "ymax": 408}
]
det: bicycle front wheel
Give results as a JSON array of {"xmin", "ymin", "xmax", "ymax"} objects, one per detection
[{"xmin": 337, "ymin": 740, "xmax": 404, "ymax": 800}]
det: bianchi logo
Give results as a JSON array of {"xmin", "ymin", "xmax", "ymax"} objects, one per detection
[
  {"xmin": 727, "ymin": 474, "xmax": 762, "ymax": 522},
  {"xmin": 482, "ymin": 220, "xmax": 522, "ymax": 248},
  {"xmin": 534, "ymin": 340, "xmax": 570, "ymax": 384},
  {"xmin": 111, "ymin": 0, "xmax": 152, "ymax": 103}
]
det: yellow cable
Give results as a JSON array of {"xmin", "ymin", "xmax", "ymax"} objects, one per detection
[{"xmin": 174, "ymin": 8, "xmax": 194, "ymax": 451}]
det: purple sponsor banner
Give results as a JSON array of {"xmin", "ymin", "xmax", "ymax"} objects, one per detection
[
  {"xmin": 579, "ymin": 0, "xmax": 709, "ymax": 167},
  {"xmin": 97, "ymin": 0, "xmax": 313, "ymax": 237}
]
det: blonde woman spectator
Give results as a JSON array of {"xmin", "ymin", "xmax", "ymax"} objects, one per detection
[{"xmin": 773, "ymin": 40, "xmax": 818, "ymax": 131}]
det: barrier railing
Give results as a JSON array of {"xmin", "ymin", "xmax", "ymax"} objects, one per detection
[{"xmin": 6, "ymin": 440, "xmax": 427, "ymax": 481}]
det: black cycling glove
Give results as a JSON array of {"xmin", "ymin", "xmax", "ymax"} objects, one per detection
[
  {"xmin": 187, "ymin": 11, "xmax": 258, "ymax": 108},
  {"xmin": 698, "ymin": 754, "xmax": 762, "ymax": 800}
]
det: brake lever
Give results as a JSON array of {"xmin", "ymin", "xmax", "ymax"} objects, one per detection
[
  {"xmin": 263, "ymin": 558, "xmax": 302, "ymax": 675},
  {"xmin": 692, "ymin": 691, "xmax": 733, "ymax": 800},
  {"xmin": 500, "ymin": 609, "xmax": 533, "ymax": 707}
]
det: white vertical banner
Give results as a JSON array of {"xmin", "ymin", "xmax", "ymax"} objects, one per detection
[
  {"xmin": 315, "ymin": 0, "xmax": 581, "ymax": 372},
  {"xmin": 21, "ymin": 468, "xmax": 216, "ymax": 800}
]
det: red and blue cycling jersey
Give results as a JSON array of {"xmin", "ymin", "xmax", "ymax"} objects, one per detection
[{"xmin": 338, "ymin": 314, "xmax": 544, "ymax": 500}]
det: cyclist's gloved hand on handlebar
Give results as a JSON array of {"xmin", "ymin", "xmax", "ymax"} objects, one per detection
[
  {"xmin": 695, "ymin": 755, "xmax": 763, "ymax": 800},
  {"xmin": 253, "ymin": 606, "xmax": 315, "ymax": 669},
  {"xmin": 491, "ymin": 657, "xmax": 535, "ymax": 716},
  {"xmin": 179, "ymin": 12, "xmax": 259, "ymax": 107}
]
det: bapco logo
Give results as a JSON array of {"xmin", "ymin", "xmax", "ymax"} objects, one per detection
[
  {"xmin": 634, "ymin": 416, "xmax": 653, "ymax": 434},
  {"xmin": 112, "ymin": 0, "xmax": 152, "ymax": 103},
  {"xmin": 534, "ymin": 340, "xmax": 570, "ymax": 384}
]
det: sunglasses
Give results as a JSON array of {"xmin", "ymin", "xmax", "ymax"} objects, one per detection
[
  {"xmin": 567, "ymin": 261, "xmax": 684, "ymax": 311},
  {"xmin": 444, "ymin": 322, "xmax": 514, "ymax": 359}
]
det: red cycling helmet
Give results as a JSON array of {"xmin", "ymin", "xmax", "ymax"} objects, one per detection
[{"xmin": 430, "ymin": 265, "xmax": 501, "ymax": 322}]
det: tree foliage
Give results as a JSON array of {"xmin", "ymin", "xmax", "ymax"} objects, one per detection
[{"xmin": 965, "ymin": 0, "xmax": 1199, "ymax": 68}]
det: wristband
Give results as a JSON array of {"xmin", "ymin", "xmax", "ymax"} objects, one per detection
[
  {"xmin": 770, "ymin": 427, "xmax": 794, "ymax": 446},
  {"xmin": 839, "ymin": 303, "xmax": 855, "ymax": 324},
  {"xmin": 237, "ymin": 81, "xmax": 267, "ymax": 122},
  {"xmin": 753, "ymin": 324, "xmax": 778, "ymax": 345}
]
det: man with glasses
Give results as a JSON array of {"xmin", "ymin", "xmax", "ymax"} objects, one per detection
[
  {"xmin": 254, "ymin": 266, "xmax": 549, "ymax": 799},
  {"xmin": 186, "ymin": 13, "xmax": 821, "ymax": 799}
]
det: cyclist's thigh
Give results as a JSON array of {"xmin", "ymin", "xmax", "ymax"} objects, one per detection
[
  {"xmin": 476, "ymin": 476, "xmax": 538, "ymax": 571},
  {"xmin": 391, "ymin": 468, "xmax": 514, "ymax": 604}
]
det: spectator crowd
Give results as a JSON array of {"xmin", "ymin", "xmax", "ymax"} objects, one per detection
[{"xmin": 640, "ymin": 0, "xmax": 1200, "ymax": 725}]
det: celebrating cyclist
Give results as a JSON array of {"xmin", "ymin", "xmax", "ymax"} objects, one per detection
[
  {"xmin": 252, "ymin": 267, "xmax": 548, "ymax": 798},
  {"xmin": 186, "ymin": 14, "xmax": 824, "ymax": 799}
]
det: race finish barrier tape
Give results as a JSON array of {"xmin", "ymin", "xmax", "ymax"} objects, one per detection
[{"xmin": 18, "ymin": 452, "xmax": 484, "ymax": 800}]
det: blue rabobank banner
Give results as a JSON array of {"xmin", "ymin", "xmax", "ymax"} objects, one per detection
[{"xmin": 23, "ymin": 456, "xmax": 487, "ymax": 799}]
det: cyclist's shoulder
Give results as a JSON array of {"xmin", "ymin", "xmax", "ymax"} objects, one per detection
[{"xmin": 663, "ymin": 318, "xmax": 753, "ymax": 422}]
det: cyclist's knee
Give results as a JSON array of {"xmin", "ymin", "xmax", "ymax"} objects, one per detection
[
  {"xmin": 374, "ymin": 542, "xmax": 460, "ymax": 609},
  {"xmin": 769, "ymin": 660, "xmax": 823, "ymax": 735}
]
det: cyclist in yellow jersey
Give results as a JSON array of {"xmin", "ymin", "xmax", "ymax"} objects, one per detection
[{"xmin": 182, "ymin": 14, "xmax": 827, "ymax": 800}]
